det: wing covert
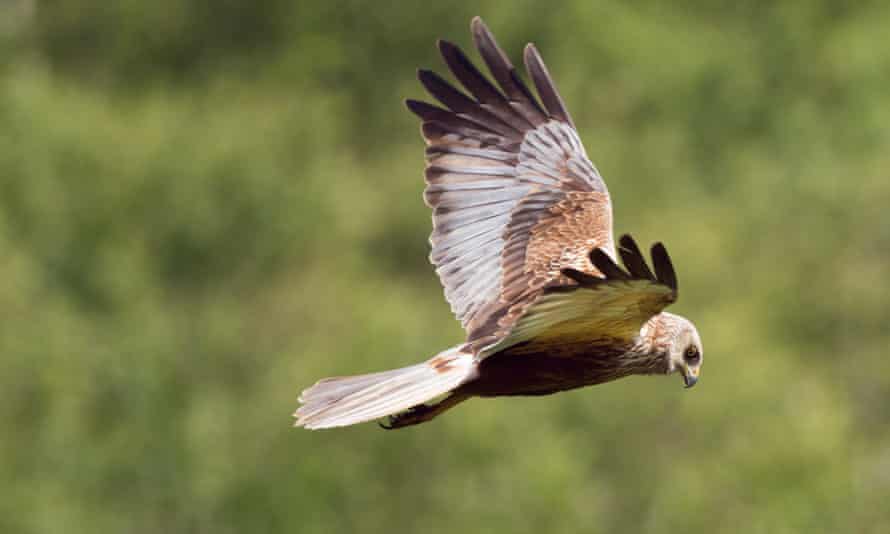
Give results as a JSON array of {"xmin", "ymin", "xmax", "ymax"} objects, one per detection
[{"xmin": 479, "ymin": 235, "xmax": 680, "ymax": 356}]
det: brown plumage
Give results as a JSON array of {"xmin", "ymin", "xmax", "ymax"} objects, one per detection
[{"xmin": 294, "ymin": 17, "xmax": 703, "ymax": 430}]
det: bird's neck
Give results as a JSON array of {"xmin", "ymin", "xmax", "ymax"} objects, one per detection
[{"xmin": 624, "ymin": 315, "xmax": 672, "ymax": 375}]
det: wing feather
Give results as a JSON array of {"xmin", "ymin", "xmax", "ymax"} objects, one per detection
[
  {"xmin": 418, "ymin": 69, "xmax": 520, "ymax": 139},
  {"xmin": 617, "ymin": 234, "xmax": 655, "ymax": 280},
  {"xmin": 523, "ymin": 44, "xmax": 575, "ymax": 128},
  {"xmin": 470, "ymin": 17, "xmax": 548, "ymax": 126},
  {"xmin": 590, "ymin": 248, "xmax": 632, "ymax": 281},
  {"xmin": 651, "ymin": 243, "xmax": 678, "ymax": 292},
  {"xmin": 409, "ymin": 17, "xmax": 614, "ymax": 347},
  {"xmin": 480, "ymin": 235, "xmax": 679, "ymax": 355},
  {"xmin": 437, "ymin": 39, "xmax": 534, "ymax": 133}
]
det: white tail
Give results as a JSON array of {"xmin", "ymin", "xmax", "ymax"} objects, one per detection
[{"xmin": 294, "ymin": 346, "xmax": 475, "ymax": 429}]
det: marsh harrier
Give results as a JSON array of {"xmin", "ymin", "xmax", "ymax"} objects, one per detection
[{"xmin": 295, "ymin": 17, "xmax": 703, "ymax": 430}]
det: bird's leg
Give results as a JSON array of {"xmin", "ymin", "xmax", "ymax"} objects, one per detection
[{"xmin": 379, "ymin": 392, "xmax": 469, "ymax": 430}]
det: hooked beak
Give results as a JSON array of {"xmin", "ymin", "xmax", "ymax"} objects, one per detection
[{"xmin": 682, "ymin": 367, "xmax": 700, "ymax": 388}]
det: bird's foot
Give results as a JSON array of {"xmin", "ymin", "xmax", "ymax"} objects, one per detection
[{"xmin": 379, "ymin": 404, "xmax": 435, "ymax": 430}]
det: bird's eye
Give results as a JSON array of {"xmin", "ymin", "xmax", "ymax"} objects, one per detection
[{"xmin": 684, "ymin": 346, "xmax": 700, "ymax": 364}]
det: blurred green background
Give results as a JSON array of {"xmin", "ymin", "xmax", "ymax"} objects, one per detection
[{"xmin": 2, "ymin": 1, "xmax": 889, "ymax": 532}]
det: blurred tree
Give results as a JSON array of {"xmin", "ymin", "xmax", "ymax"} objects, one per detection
[{"xmin": 0, "ymin": 1, "xmax": 888, "ymax": 533}]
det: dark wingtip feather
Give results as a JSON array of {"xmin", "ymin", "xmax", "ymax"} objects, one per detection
[
  {"xmin": 561, "ymin": 267, "xmax": 602, "ymax": 286},
  {"xmin": 438, "ymin": 38, "xmax": 511, "ymax": 109},
  {"xmin": 435, "ymin": 40, "xmax": 465, "ymax": 74},
  {"xmin": 417, "ymin": 68, "xmax": 441, "ymax": 86},
  {"xmin": 418, "ymin": 67, "xmax": 518, "ymax": 138},
  {"xmin": 437, "ymin": 37, "xmax": 528, "ymax": 134},
  {"xmin": 566, "ymin": 238, "xmax": 678, "ymax": 299},
  {"xmin": 469, "ymin": 16, "xmax": 548, "ymax": 125},
  {"xmin": 650, "ymin": 243, "xmax": 678, "ymax": 292},
  {"xmin": 408, "ymin": 100, "xmax": 496, "ymax": 139},
  {"xmin": 418, "ymin": 68, "xmax": 476, "ymax": 111},
  {"xmin": 437, "ymin": 38, "xmax": 460, "ymax": 58},
  {"xmin": 405, "ymin": 98, "xmax": 446, "ymax": 119},
  {"xmin": 617, "ymin": 234, "xmax": 636, "ymax": 250},
  {"xmin": 470, "ymin": 17, "xmax": 502, "ymax": 61},
  {"xmin": 523, "ymin": 43, "xmax": 575, "ymax": 128},
  {"xmin": 617, "ymin": 234, "xmax": 655, "ymax": 281},
  {"xmin": 589, "ymin": 248, "xmax": 631, "ymax": 281}
]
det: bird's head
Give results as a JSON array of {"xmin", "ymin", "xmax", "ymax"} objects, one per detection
[{"xmin": 661, "ymin": 313, "xmax": 703, "ymax": 388}]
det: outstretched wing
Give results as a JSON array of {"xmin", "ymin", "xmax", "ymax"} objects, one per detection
[
  {"xmin": 480, "ymin": 235, "xmax": 679, "ymax": 355},
  {"xmin": 409, "ymin": 17, "xmax": 613, "ymax": 350}
]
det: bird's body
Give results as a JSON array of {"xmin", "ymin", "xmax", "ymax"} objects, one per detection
[
  {"xmin": 468, "ymin": 340, "xmax": 653, "ymax": 397},
  {"xmin": 295, "ymin": 17, "xmax": 703, "ymax": 430}
]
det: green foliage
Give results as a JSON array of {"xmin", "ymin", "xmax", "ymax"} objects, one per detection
[{"xmin": 2, "ymin": 1, "xmax": 889, "ymax": 532}]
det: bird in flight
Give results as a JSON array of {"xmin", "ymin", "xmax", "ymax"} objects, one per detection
[{"xmin": 295, "ymin": 17, "xmax": 703, "ymax": 430}]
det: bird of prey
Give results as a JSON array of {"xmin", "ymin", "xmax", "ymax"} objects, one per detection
[{"xmin": 295, "ymin": 17, "xmax": 703, "ymax": 430}]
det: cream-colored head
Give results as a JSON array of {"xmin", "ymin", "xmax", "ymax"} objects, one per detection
[{"xmin": 661, "ymin": 312, "xmax": 703, "ymax": 388}]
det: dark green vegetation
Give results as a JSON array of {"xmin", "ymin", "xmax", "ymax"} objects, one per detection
[{"xmin": 2, "ymin": 1, "xmax": 889, "ymax": 532}]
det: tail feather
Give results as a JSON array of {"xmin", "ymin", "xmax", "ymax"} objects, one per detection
[{"xmin": 294, "ymin": 347, "xmax": 475, "ymax": 429}]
